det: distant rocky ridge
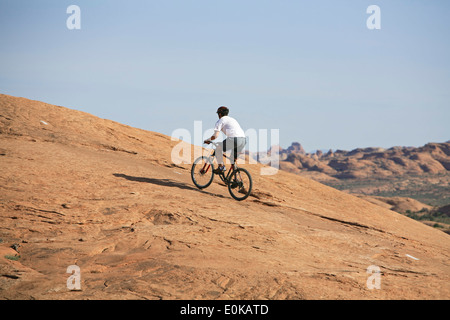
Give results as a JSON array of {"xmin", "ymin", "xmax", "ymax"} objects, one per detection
[
  {"xmin": 258, "ymin": 141, "xmax": 450, "ymax": 180},
  {"xmin": 251, "ymin": 141, "xmax": 450, "ymax": 212}
]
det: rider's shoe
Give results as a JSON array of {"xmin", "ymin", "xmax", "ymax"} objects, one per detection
[{"xmin": 213, "ymin": 166, "xmax": 226, "ymax": 174}]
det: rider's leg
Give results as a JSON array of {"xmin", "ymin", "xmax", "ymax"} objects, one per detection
[
  {"xmin": 232, "ymin": 137, "xmax": 246, "ymax": 163},
  {"xmin": 222, "ymin": 138, "xmax": 239, "ymax": 165},
  {"xmin": 214, "ymin": 139, "xmax": 227, "ymax": 173},
  {"xmin": 216, "ymin": 138, "xmax": 246, "ymax": 171},
  {"xmin": 220, "ymin": 138, "xmax": 246, "ymax": 161},
  {"xmin": 215, "ymin": 140, "xmax": 225, "ymax": 166}
]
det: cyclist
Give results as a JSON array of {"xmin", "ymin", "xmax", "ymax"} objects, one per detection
[{"xmin": 204, "ymin": 106, "xmax": 246, "ymax": 174}]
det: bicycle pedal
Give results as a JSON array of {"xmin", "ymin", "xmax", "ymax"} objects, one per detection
[{"xmin": 213, "ymin": 167, "xmax": 226, "ymax": 174}]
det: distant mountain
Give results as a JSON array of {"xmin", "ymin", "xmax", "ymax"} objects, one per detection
[
  {"xmin": 276, "ymin": 141, "xmax": 450, "ymax": 179},
  {"xmin": 251, "ymin": 141, "xmax": 450, "ymax": 208}
]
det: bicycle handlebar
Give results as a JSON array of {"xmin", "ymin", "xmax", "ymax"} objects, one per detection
[{"xmin": 204, "ymin": 141, "xmax": 219, "ymax": 147}]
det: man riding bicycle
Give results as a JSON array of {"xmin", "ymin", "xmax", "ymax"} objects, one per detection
[{"xmin": 204, "ymin": 106, "xmax": 246, "ymax": 174}]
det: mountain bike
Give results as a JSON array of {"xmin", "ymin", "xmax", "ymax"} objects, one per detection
[{"xmin": 191, "ymin": 142, "xmax": 252, "ymax": 201}]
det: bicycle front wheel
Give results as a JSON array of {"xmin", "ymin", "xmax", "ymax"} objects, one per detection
[
  {"xmin": 228, "ymin": 168, "xmax": 252, "ymax": 201},
  {"xmin": 191, "ymin": 156, "xmax": 214, "ymax": 189}
]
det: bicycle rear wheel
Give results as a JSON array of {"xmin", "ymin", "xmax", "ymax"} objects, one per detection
[
  {"xmin": 228, "ymin": 168, "xmax": 252, "ymax": 201},
  {"xmin": 191, "ymin": 156, "xmax": 214, "ymax": 189}
]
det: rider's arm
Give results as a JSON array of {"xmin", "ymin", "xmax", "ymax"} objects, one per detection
[{"xmin": 204, "ymin": 131, "xmax": 220, "ymax": 144}]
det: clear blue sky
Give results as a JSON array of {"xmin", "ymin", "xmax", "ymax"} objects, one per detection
[{"xmin": 1, "ymin": 0, "xmax": 449, "ymax": 152}]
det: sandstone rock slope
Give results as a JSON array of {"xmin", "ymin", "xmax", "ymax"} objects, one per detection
[{"xmin": 1, "ymin": 94, "xmax": 449, "ymax": 299}]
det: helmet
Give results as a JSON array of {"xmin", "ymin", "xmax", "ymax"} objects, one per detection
[{"xmin": 216, "ymin": 106, "xmax": 229, "ymax": 116}]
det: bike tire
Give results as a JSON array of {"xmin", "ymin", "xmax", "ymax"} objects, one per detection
[
  {"xmin": 228, "ymin": 168, "xmax": 252, "ymax": 201},
  {"xmin": 191, "ymin": 156, "xmax": 215, "ymax": 189}
]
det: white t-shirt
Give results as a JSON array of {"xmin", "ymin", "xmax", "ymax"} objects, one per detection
[{"xmin": 214, "ymin": 116, "xmax": 246, "ymax": 138}]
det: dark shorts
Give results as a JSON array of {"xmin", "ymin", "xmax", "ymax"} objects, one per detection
[{"xmin": 221, "ymin": 137, "xmax": 246, "ymax": 160}]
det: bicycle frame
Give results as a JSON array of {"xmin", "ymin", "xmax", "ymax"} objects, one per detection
[
  {"xmin": 192, "ymin": 141, "xmax": 252, "ymax": 200},
  {"xmin": 204, "ymin": 142, "xmax": 239, "ymax": 184}
]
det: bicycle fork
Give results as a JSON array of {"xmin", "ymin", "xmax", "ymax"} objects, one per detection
[{"xmin": 200, "ymin": 160, "xmax": 211, "ymax": 175}]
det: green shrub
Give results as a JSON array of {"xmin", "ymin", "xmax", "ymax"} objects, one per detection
[{"xmin": 4, "ymin": 255, "xmax": 20, "ymax": 261}]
